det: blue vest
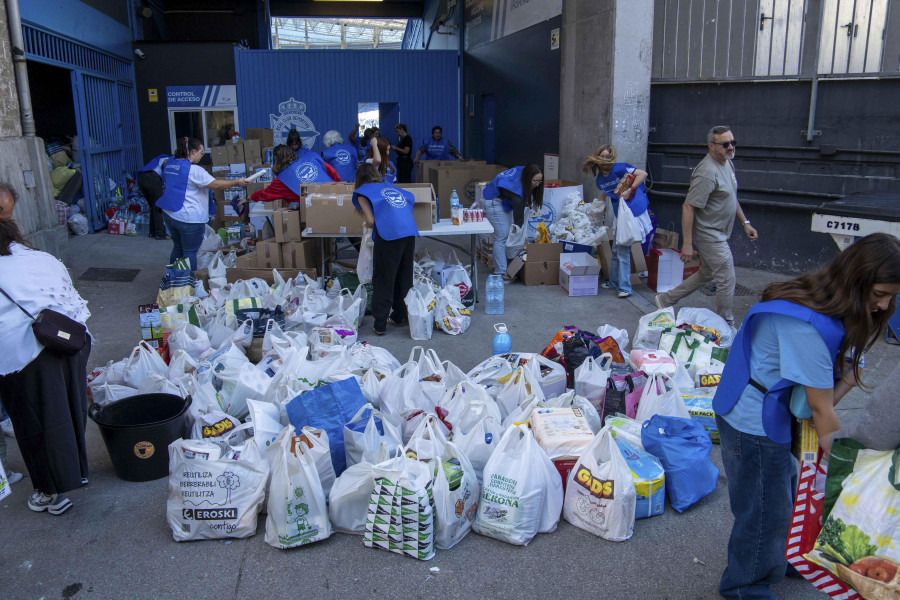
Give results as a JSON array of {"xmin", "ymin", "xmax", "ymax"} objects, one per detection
[
  {"xmin": 595, "ymin": 163, "xmax": 649, "ymax": 217},
  {"xmin": 275, "ymin": 150, "xmax": 332, "ymax": 195},
  {"xmin": 713, "ymin": 300, "xmax": 845, "ymax": 444},
  {"xmin": 423, "ymin": 137, "xmax": 452, "ymax": 160},
  {"xmin": 352, "ymin": 183, "xmax": 419, "ymax": 241},
  {"xmin": 322, "ymin": 144, "xmax": 358, "ymax": 182},
  {"xmin": 156, "ymin": 158, "xmax": 192, "ymax": 212},
  {"xmin": 483, "ymin": 166, "xmax": 524, "ymax": 212},
  {"xmin": 139, "ymin": 154, "xmax": 170, "ymax": 176},
  {"xmin": 354, "ymin": 138, "xmax": 367, "ymax": 160},
  {"xmin": 385, "ymin": 161, "xmax": 397, "ymax": 185}
]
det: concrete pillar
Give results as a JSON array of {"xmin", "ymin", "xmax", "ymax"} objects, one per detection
[{"xmin": 559, "ymin": 0, "xmax": 653, "ymax": 194}]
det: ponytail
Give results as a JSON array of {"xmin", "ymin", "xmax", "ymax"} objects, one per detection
[{"xmin": 174, "ymin": 136, "xmax": 203, "ymax": 160}]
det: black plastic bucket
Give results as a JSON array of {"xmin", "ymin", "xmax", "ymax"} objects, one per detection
[{"xmin": 89, "ymin": 394, "xmax": 192, "ymax": 482}]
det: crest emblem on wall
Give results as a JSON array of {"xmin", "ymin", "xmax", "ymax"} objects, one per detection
[{"xmin": 269, "ymin": 98, "xmax": 320, "ymax": 149}]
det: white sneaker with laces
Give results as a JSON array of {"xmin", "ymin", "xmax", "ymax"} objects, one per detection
[
  {"xmin": 617, "ymin": 290, "xmax": 632, "ymax": 298},
  {"xmin": 28, "ymin": 491, "xmax": 73, "ymax": 515}
]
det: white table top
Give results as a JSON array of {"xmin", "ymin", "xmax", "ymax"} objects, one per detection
[{"xmin": 300, "ymin": 219, "xmax": 494, "ymax": 238}]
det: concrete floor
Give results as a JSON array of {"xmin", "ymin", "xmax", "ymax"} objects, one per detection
[{"xmin": 2, "ymin": 231, "xmax": 897, "ymax": 600}]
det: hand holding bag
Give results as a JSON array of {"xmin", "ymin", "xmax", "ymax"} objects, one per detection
[{"xmin": 0, "ymin": 286, "xmax": 86, "ymax": 355}]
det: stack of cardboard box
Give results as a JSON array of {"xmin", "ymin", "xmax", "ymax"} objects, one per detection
[
  {"xmin": 419, "ymin": 161, "xmax": 507, "ymax": 218},
  {"xmin": 210, "ymin": 136, "xmax": 266, "ymax": 230}
]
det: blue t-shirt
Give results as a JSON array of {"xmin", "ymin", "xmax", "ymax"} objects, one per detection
[
  {"xmin": 595, "ymin": 162, "xmax": 649, "ymax": 217},
  {"xmin": 721, "ymin": 313, "xmax": 835, "ymax": 435}
]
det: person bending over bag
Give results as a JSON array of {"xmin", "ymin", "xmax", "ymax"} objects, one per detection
[
  {"xmin": 352, "ymin": 143, "xmax": 419, "ymax": 336},
  {"xmin": 481, "ymin": 164, "xmax": 544, "ymax": 280},
  {"xmin": 712, "ymin": 232, "xmax": 900, "ymax": 600}
]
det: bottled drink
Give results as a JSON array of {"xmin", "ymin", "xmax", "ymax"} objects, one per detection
[
  {"xmin": 492, "ymin": 323, "xmax": 512, "ymax": 355},
  {"xmin": 485, "ymin": 274, "xmax": 504, "ymax": 315},
  {"xmin": 450, "ymin": 189, "xmax": 461, "ymax": 226}
]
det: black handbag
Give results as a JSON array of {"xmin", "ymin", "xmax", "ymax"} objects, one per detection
[{"xmin": 0, "ymin": 286, "xmax": 87, "ymax": 355}]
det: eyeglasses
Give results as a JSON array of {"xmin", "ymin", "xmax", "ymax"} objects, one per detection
[
  {"xmin": 712, "ymin": 140, "xmax": 737, "ymax": 148},
  {"xmin": 531, "ymin": 178, "xmax": 543, "ymax": 185}
]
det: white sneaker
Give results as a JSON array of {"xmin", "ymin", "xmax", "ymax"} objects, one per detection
[
  {"xmin": 7, "ymin": 471, "xmax": 22, "ymax": 484},
  {"xmin": 617, "ymin": 290, "xmax": 632, "ymax": 298},
  {"xmin": 28, "ymin": 491, "xmax": 72, "ymax": 515},
  {"xmin": 0, "ymin": 419, "xmax": 13, "ymax": 437}
]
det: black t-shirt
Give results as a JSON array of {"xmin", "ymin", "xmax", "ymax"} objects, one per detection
[{"xmin": 396, "ymin": 135, "xmax": 413, "ymax": 166}]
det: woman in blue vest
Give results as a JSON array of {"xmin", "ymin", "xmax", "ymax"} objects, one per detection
[
  {"xmin": 712, "ymin": 233, "xmax": 900, "ymax": 600},
  {"xmin": 481, "ymin": 164, "xmax": 544, "ymax": 279},
  {"xmin": 352, "ymin": 142, "xmax": 419, "ymax": 336},
  {"xmin": 413, "ymin": 125, "xmax": 463, "ymax": 163},
  {"xmin": 156, "ymin": 137, "xmax": 248, "ymax": 270},
  {"xmin": 136, "ymin": 154, "xmax": 171, "ymax": 240},
  {"xmin": 321, "ymin": 130, "xmax": 358, "ymax": 182},
  {"xmin": 582, "ymin": 145, "xmax": 652, "ymax": 299}
]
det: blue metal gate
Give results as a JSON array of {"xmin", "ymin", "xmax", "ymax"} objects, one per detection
[{"xmin": 22, "ymin": 23, "xmax": 141, "ymax": 232}]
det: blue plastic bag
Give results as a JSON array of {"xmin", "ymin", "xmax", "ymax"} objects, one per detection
[
  {"xmin": 640, "ymin": 415, "xmax": 718, "ymax": 513},
  {"xmin": 285, "ymin": 377, "xmax": 366, "ymax": 476}
]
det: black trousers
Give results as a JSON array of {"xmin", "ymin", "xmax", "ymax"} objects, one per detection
[
  {"xmin": 137, "ymin": 171, "xmax": 167, "ymax": 238},
  {"xmin": 0, "ymin": 339, "xmax": 91, "ymax": 494},
  {"xmin": 396, "ymin": 159, "xmax": 413, "ymax": 183},
  {"xmin": 372, "ymin": 231, "xmax": 415, "ymax": 330}
]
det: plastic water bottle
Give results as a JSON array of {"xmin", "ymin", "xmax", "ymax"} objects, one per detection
[
  {"xmin": 450, "ymin": 189, "xmax": 461, "ymax": 226},
  {"xmin": 492, "ymin": 323, "xmax": 512, "ymax": 355},
  {"xmin": 485, "ymin": 274, "xmax": 504, "ymax": 314}
]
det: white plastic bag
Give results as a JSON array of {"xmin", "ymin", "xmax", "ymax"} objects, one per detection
[
  {"xmin": 166, "ymin": 437, "xmax": 268, "ymax": 541},
  {"xmin": 328, "ymin": 462, "xmax": 376, "ymax": 534},
  {"xmin": 495, "ymin": 367, "xmax": 545, "ymax": 421},
  {"xmin": 343, "ymin": 404, "xmax": 402, "ymax": 468},
  {"xmin": 473, "ymin": 424, "xmax": 563, "ymax": 545},
  {"xmin": 544, "ymin": 390, "xmax": 604, "ymax": 435},
  {"xmin": 122, "ymin": 341, "xmax": 168, "ymax": 388},
  {"xmin": 403, "ymin": 414, "xmax": 448, "ymax": 463},
  {"xmin": 404, "ymin": 286, "xmax": 434, "ymax": 341},
  {"xmin": 574, "ymin": 353, "xmax": 613, "ymax": 416},
  {"xmin": 295, "ymin": 427, "xmax": 336, "ymax": 499},
  {"xmin": 563, "ymin": 426, "xmax": 636, "ymax": 541},
  {"xmin": 245, "ymin": 398, "xmax": 282, "ymax": 453},
  {"xmin": 615, "ymin": 199, "xmax": 643, "ymax": 247},
  {"xmin": 634, "ymin": 373, "xmax": 690, "ymax": 423},
  {"xmin": 632, "ymin": 307, "xmax": 677, "ymax": 350},
  {"xmin": 505, "ymin": 224, "xmax": 526, "ymax": 259},
  {"xmin": 433, "ymin": 285, "xmax": 471, "ymax": 335},
  {"xmin": 596, "ymin": 324, "xmax": 629, "ymax": 353},
  {"xmin": 358, "ymin": 224, "xmax": 374, "ymax": 284},
  {"xmin": 167, "ymin": 350, "xmax": 199, "ymax": 382},
  {"xmin": 168, "ymin": 323, "xmax": 212, "ymax": 362},
  {"xmin": 675, "ymin": 306, "xmax": 735, "ymax": 348},
  {"xmin": 444, "ymin": 258, "xmax": 474, "ymax": 308},
  {"xmin": 264, "ymin": 426, "xmax": 331, "ymax": 549},
  {"xmin": 433, "ymin": 441, "xmax": 480, "ymax": 549},
  {"xmin": 454, "ymin": 415, "xmax": 502, "ymax": 483}
]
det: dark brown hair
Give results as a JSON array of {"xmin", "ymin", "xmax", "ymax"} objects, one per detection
[
  {"xmin": 366, "ymin": 136, "xmax": 393, "ymax": 178},
  {"xmin": 174, "ymin": 136, "xmax": 202, "ymax": 160},
  {"xmin": 762, "ymin": 233, "xmax": 900, "ymax": 384},
  {"xmin": 271, "ymin": 144, "xmax": 297, "ymax": 174},
  {"xmin": 354, "ymin": 163, "xmax": 382, "ymax": 189},
  {"xmin": 521, "ymin": 164, "xmax": 544, "ymax": 210},
  {"xmin": 0, "ymin": 217, "xmax": 30, "ymax": 255},
  {"xmin": 286, "ymin": 129, "xmax": 302, "ymax": 150}
]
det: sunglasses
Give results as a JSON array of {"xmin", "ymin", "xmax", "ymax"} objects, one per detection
[{"xmin": 713, "ymin": 140, "xmax": 737, "ymax": 148}]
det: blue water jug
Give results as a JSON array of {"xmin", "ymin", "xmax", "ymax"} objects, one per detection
[{"xmin": 493, "ymin": 323, "xmax": 512, "ymax": 355}]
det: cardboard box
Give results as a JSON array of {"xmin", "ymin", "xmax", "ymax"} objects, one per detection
[
  {"xmin": 211, "ymin": 143, "xmax": 244, "ymax": 166},
  {"xmin": 138, "ymin": 304, "xmax": 162, "ymax": 340},
  {"xmin": 507, "ymin": 255, "xmax": 560, "ymax": 286},
  {"xmin": 273, "ymin": 208, "xmax": 303, "ymax": 243},
  {"xmin": 559, "ymin": 252, "xmax": 601, "ymax": 296},
  {"xmin": 597, "ymin": 239, "xmax": 645, "ymax": 285},
  {"xmin": 235, "ymin": 253, "xmax": 257, "ymax": 269},
  {"xmin": 245, "ymin": 181, "xmax": 265, "ymax": 200},
  {"xmin": 395, "ymin": 183, "xmax": 435, "ymax": 232},
  {"xmin": 263, "ymin": 199, "xmax": 283, "ymax": 211},
  {"xmin": 240, "ymin": 139, "xmax": 262, "ymax": 166},
  {"xmin": 524, "ymin": 241, "xmax": 563, "ymax": 262},
  {"xmin": 427, "ymin": 163, "xmax": 506, "ymax": 216},
  {"xmin": 646, "ymin": 248, "xmax": 685, "ymax": 293},
  {"xmin": 245, "ymin": 128, "xmax": 274, "ymax": 149},
  {"xmin": 299, "ymin": 183, "xmax": 355, "ymax": 221},
  {"xmin": 225, "ymin": 267, "xmax": 316, "ymax": 284},
  {"xmin": 250, "ymin": 164, "xmax": 273, "ymax": 182},
  {"xmin": 415, "ymin": 160, "xmax": 484, "ymax": 184},
  {"xmin": 256, "ymin": 238, "xmax": 283, "ymax": 269},
  {"xmin": 304, "ymin": 192, "xmax": 361, "ymax": 235},
  {"xmin": 281, "ymin": 240, "xmax": 320, "ymax": 269}
]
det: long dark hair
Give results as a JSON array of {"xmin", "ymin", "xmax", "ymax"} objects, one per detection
[
  {"xmin": 762, "ymin": 233, "xmax": 900, "ymax": 384},
  {"xmin": 521, "ymin": 164, "xmax": 544, "ymax": 210},
  {"xmin": 286, "ymin": 129, "xmax": 302, "ymax": 150},
  {"xmin": 174, "ymin": 136, "xmax": 202, "ymax": 160},
  {"xmin": 272, "ymin": 144, "xmax": 297, "ymax": 174},
  {"xmin": 0, "ymin": 217, "xmax": 30, "ymax": 255},
  {"xmin": 354, "ymin": 163, "xmax": 382, "ymax": 189}
]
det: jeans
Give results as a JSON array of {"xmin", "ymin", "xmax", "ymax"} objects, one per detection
[
  {"xmin": 163, "ymin": 213, "xmax": 206, "ymax": 271},
  {"xmin": 609, "ymin": 241, "xmax": 633, "ymax": 294},
  {"xmin": 657, "ymin": 237, "xmax": 736, "ymax": 325},
  {"xmin": 716, "ymin": 415, "xmax": 797, "ymax": 600},
  {"xmin": 483, "ymin": 197, "xmax": 512, "ymax": 275},
  {"xmin": 371, "ymin": 231, "xmax": 415, "ymax": 331}
]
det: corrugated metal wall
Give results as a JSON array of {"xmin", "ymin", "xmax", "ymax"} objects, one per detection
[{"xmin": 233, "ymin": 48, "xmax": 460, "ymax": 154}]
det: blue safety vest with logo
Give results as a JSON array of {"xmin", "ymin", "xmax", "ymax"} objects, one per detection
[
  {"xmin": 155, "ymin": 158, "xmax": 192, "ymax": 212},
  {"xmin": 275, "ymin": 150, "xmax": 332, "ymax": 195},
  {"xmin": 482, "ymin": 166, "xmax": 524, "ymax": 212},
  {"xmin": 423, "ymin": 137, "xmax": 452, "ymax": 160},
  {"xmin": 713, "ymin": 300, "xmax": 845, "ymax": 444},
  {"xmin": 595, "ymin": 162, "xmax": 649, "ymax": 217},
  {"xmin": 139, "ymin": 154, "xmax": 170, "ymax": 176},
  {"xmin": 322, "ymin": 144, "xmax": 358, "ymax": 182},
  {"xmin": 385, "ymin": 161, "xmax": 397, "ymax": 185},
  {"xmin": 352, "ymin": 183, "xmax": 419, "ymax": 241}
]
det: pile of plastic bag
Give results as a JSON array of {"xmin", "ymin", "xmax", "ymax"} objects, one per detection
[{"xmin": 549, "ymin": 192, "xmax": 609, "ymax": 247}]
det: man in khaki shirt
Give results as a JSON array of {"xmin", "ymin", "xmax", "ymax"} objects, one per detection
[{"xmin": 655, "ymin": 126, "xmax": 758, "ymax": 327}]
